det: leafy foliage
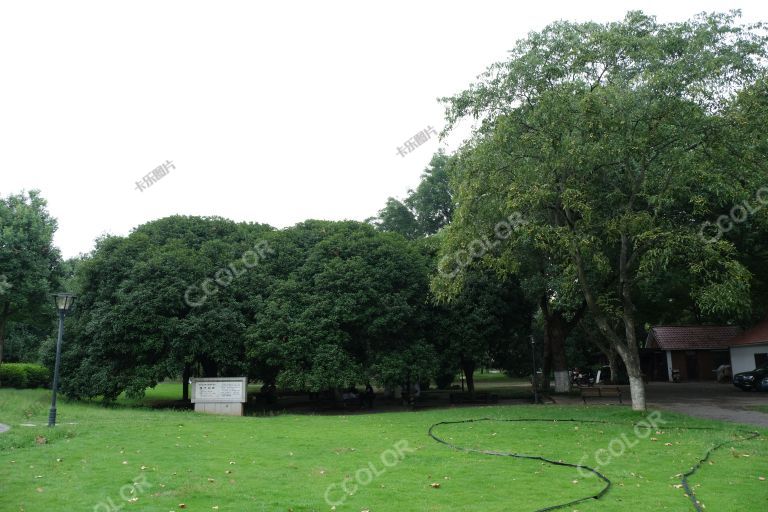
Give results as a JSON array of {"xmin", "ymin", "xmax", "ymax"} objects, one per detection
[
  {"xmin": 371, "ymin": 151, "xmax": 454, "ymax": 238},
  {"xmin": 246, "ymin": 221, "xmax": 433, "ymax": 391},
  {"xmin": 61, "ymin": 216, "xmax": 273, "ymax": 400},
  {"xmin": 439, "ymin": 10, "xmax": 768, "ymax": 408},
  {"xmin": 0, "ymin": 190, "xmax": 61, "ymax": 366}
]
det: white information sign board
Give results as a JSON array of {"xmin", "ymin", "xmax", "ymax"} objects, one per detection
[{"xmin": 190, "ymin": 377, "xmax": 247, "ymax": 416}]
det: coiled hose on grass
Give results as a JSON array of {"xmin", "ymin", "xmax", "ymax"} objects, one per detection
[{"xmin": 427, "ymin": 418, "xmax": 761, "ymax": 512}]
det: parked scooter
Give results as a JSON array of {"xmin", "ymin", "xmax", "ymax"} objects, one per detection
[{"xmin": 570, "ymin": 367, "xmax": 596, "ymax": 387}]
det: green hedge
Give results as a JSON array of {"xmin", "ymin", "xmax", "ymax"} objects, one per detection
[{"xmin": 0, "ymin": 363, "xmax": 51, "ymax": 389}]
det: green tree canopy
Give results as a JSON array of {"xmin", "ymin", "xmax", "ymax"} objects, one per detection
[
  {"xmin": 0, "ymin": 190, "xmax": 61, "ymax": 368},
  {"xmin": 61, "ymin": 215, "xmax": 273, "ymax": 400},
  {"xmin": 439, "ymin": 10, "xmax": 768, "ymax": 409},
  {"xmin": 371, "ymin": 151, "xmax": 454, "ymax": 238},
  {"xmin": 245, "ymin": 221, "xmax": 434, "ymax": 391}
]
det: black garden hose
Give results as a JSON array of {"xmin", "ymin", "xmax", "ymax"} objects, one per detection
[
  {"xmin": 678, "ymin": 427, "xmax": 762, "ymax": 511},
  {"xmin": 427, "ymin": 417, "xmax": 762, "ymax": 512}
]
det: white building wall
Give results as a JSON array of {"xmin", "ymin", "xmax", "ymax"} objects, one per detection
[
  {"xmin": 666, "ymin": 351, "xmax": 673, "ymax": 382},
  {"xmin": 730, "ymin": 344, "xmax": 768, "ymax": 374}
]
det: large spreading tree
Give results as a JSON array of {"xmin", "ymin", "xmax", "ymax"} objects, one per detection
[
  {"xmin": 440, "ymin": 11, "xmax": 768, "ymax": 409},
  {"xmin": 61, "ymin": 216, "xmax": 274, "ymax": 400},
  {"xmin": 245, "ymin": 221, "xmax": 435, "ymax": 392}
]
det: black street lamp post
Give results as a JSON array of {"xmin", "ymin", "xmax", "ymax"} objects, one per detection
[
  {"xmin": 48, "ymin": 293, "xmax": 76, "ymax": 427},
  {"xmin": 530, "ymin": 335, "xmax": 539, "ymax": 404}
]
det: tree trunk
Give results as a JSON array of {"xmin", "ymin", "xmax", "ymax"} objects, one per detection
[
  {"xmin": 553, "ymin": 370, "xmax": 570, "ymax": 392},
  {"xmin": 540, "ymin": 334, "xmax": 552, "ymax": 392},
  {"xmin": 583, "ymin": 325, "xmax": 622, "ymax": 384},
  {"xmin": 540, "ymin": 299, "xmax": 578, "ymax": 393},
  {"xmin": 613, "ymin": 336, "xmax": 646, "ymax": 410},
  {"xmin": 181, "ymin": 364, "xmax": 191, "ymax": 401},
  {"xmin": 607, "ymin": 349, "xmax": 620, "ymax": 384},
  {"xmin": 628, "ymin": 374, "xmax": 645, "ymax": 408},
  {"xmin": 461, "ymin": 359, "xmax": 476, "ymax": 394},
  {"xmin": 618, "ymin": 233, "xmax": 646, "ymax": 410},
  {"xmin": 548, "ymin": 321, "xmax": 570, "ymax": 393},
  {"xmin": 570, "ymin": 239, "xmax": 647, "ymax": 410},
  {"xmin": 589, "ymin": 320, "xmax": 645, "ymax": 410}
]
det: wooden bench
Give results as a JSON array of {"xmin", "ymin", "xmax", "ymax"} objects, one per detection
[{"xmin": 580, "ymin": 387, "xmax": 622, "ymax": 404}]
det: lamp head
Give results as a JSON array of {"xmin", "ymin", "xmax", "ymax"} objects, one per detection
[{"xmin": 53, "ymin": 293, "xmax": 76, "ymax": 313}]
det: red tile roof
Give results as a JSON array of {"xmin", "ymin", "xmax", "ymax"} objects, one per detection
[
  {"xmin": 646, "ymin": 325, "xmax": 741, "ymax": 351},
  {"xmin": 729, "ymin": 319, "xmax": 768, "ymax": 347}
]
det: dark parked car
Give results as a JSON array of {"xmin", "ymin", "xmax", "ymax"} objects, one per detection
[{"xmin": 733, "ymin": 365, "xmax": 768, "ymax": 391}]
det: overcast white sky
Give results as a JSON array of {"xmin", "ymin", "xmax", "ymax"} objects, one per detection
[{"xmin": 2, "ymin": 1, "xmax": 767, "ymax": 258}]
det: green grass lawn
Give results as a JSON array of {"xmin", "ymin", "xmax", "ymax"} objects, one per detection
[{"xmin": 1, "ymin": 388, "xmax": 766, "ymax": 511}]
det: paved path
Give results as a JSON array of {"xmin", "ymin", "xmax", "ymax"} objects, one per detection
[
  {"xmin": 552, "ymin": 381, "xmax": 768, "ymax": 428},
  {"xmin": 0, "ymin": 423, "xmax": 9, "ymax": 434},
  {"xmin": 653, "ymin": 402, "xmax": 768, "ymax": 427},
  {"xmin": 644, "ymin": 382, "xmax": 768, "ymax": 428}
]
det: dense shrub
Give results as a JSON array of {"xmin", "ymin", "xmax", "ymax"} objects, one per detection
[
  {"xmin": 0, "ymin": 364, "xmax": 27, "ymax": 387},
  {"xmin": 0, "ymin": 363, "xmax": 50, "ymax": 388},
  {"xmin": 24, "ymin": 364, "xmax": 51, "ymax": 388}
]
